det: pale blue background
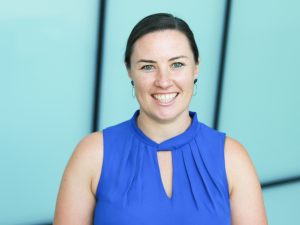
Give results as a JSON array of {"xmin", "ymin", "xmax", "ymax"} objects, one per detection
[
  {"xmin": 0, "ymin": 0, "xmax": 299, "ymax": 224},
  {"xmin": 0, "ymin": 0, "xmax": 99, "ymax": 224}
]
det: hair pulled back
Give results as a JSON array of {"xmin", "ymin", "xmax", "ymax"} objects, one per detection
[{"xmin": 124, "ymin": 13, "xmax": 199, "ymax": 69}]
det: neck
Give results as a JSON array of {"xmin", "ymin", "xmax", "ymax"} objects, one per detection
[{"xmin": 137, "ymin": 110, "xmax": 192, "ymax": 144}]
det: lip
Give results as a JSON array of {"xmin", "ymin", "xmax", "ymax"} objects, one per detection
[
  {"xmin": 152, "ymin": 91, "xmax": 178, "ymax": 94},
  {"xmin": 151, "ymin": 92, "xmax": 179, "ymax": 106}
]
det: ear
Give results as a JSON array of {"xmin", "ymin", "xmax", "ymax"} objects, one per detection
[
  {"xmin": 126, "ymin": 63, "xmax": 133, "ymax": 79},
  {"xmin": 193, "ymin": 57, "xmax": 200, "ymax": 79}
]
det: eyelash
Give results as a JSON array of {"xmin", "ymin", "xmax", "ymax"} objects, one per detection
[
  {"xmin": 141, "ymin": 65, "xmax": 154, "ymax": 71},
  {"xmin": 140, "ymin": 62, "xmax": 185, "ymax": 71},
  {"xmin": 171, "ymin": 62, "xmax": 184, "ymax": 68}
]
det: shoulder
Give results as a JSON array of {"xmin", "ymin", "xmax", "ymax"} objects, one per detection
[
  {"xmin": 224, "ymin": 136, "xmax": 249, "ymax": 164},
  {"xmin": 75, "ymin": 131, "xmax": 103, "ymax": 154},
  {"xmin": 71, "ymin": 132, "xmax": 103, "ymax": 166},
  {"xmin": 67, "ymin": 131, "xmax": 104, "ymax": 196},
  {"xmin": 54, "ymin": 132, "xmax": 104, "ymax": 223},
  {"xmin": 224, "ymin": 136, "xmax": 255, "ymax": 195},
  {"xmin": 224, "ymin": 138, "xmax": 268, "ymax": 224}
]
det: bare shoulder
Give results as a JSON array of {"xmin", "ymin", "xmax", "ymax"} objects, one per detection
[
  {"xmin": 70, "ymin": 131, "xmax": 104, "ymax": 195},
  {"xmin": 74, "ymin": 131, "xmax": 103, "ymax": 154},
  {"xmin": 224, "ymin": 136, "xmax": 252, "ymax": 195},
  {"xmin": 224, "ymin": 136, "xmax": 268, "ymax": 224},
  {"xmin": 73, "ymin": 131, "xmax": 103, "ymax": 160},
  {"xmin": 224, "ymin": 136, "xmax": 249, "ymax": 160},
  {"xmin": 53, "ymin": 132, "xmax": 103, "ymax": 224}
]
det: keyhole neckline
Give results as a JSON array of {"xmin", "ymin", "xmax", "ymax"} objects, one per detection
[{"xmin": 130, "ymin": 110, "xmax": 200, "ymax": 151}]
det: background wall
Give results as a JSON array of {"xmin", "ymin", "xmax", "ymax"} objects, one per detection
[
  {"xmin": 0, "ymin": 0, "xmax": 299, "ymax": 224},
  {"xmin": 0, "ymin": 0, "xmax": 99, "ymax": 224}
]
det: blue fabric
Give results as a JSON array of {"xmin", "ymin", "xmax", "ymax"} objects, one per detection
[{"xmin": 94, "ymin": 110, "xmax": 231, "ymax": 225}]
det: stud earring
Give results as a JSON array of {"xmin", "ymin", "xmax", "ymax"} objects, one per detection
[
  {"xmin": 193, "ymin": 79, "xmax": 198, "ymax": 96},
  {"xmin": 131, "ymin": 81, "xmax": 135, "ymax": 97}
]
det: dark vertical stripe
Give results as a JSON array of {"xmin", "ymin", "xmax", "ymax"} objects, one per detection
[
  {"xmin": 213, "ymin": 0, "xmax": 300, "ymax": 192},
  {"xmin": 92, "ymin": 0, "xmax": 107, "ymax": 132},
  {"xmin": 213, "ymin": 0, "xmax": 232, "ymax": 130}
]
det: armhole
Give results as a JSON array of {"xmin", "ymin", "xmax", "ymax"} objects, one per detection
[
  {"xmin": 220, "ymin": 133, "xmax": 230, "ymax": 199},
  {"xmin": 95, "ymin": 130, "xmax": 106, "ymax": 200}
]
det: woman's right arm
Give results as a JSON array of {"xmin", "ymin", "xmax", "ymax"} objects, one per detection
[{"xmin": 53, "ymin": 132, "xmax": 103, "ymax": 225}]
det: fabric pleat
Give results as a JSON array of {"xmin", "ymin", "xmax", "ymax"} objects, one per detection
[
  {"xmin": 93, "ymin": 110, "xmax": 231, "ymax": 225},
  {"xmin": 181, "ymin": 148, "xmax": 200, "ymax": 210},
  {"xmin": 189, "ymin": 142, "xmax": 217, "ymax": 211}
]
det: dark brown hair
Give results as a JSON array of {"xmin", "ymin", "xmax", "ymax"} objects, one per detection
[{"xmin": 124, "ymin": 13, "xmax": 199, "ymax": 69}]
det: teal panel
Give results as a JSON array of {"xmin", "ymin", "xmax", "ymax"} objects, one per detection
[
  {"xmin": 219, "ymin": 1, "xmax": 300, "ymax": 181},
  {"xmin": 99, "ymin": 0, "xmax": 226, "ymax": 129},
  {"xmin": 263, "ymin": 183, "xmax": 300, "ymax": 224},
  {"xmin": 0, "ymin": 0, "xmax": 99, "ymax": 224}
]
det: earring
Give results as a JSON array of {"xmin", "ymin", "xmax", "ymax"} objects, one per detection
[
  {"xmin": 131, "ymin": 81, "xmax": 135, "ymax": 97},
  {"xmin": 193, "ymin": 79, "xmax": 198, "ymax": 96}
]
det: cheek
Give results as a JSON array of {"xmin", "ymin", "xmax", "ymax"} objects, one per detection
[
  {"xmin": 135, "ymin": 81, "xmax": 151, "ymax": 96},
  {"xmin": 135, "ymin": 74, "xmax": 154, "ymax": 89},
  {"xmin": 175, "ymin": 72, "xmax": 195, "ymax": 89}
]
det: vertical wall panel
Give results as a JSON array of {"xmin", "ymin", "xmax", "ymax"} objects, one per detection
[
  {"xmin": 219, "ymin": 1, "xmax": 300, "ymax": 181},
  {"xmin": 0, "ymin": 0, "xmax": 99, "ymax": 224},
  {"xmin": 98, "ymin": 0, "xmax": 226, "ymax": 129}
]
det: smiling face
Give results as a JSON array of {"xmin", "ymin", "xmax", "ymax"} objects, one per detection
[{"xmin": 127, "ymin": 29, "xmax": 199, "ymax": 123}]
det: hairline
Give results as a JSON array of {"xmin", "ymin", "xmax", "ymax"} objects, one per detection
[{"xmin": 128, "ymin": 29, "xmax": 197, "ymax": 68}]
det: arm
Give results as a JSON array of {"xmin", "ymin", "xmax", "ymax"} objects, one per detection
[
  {"xmin": 225, "ymin": 136, "xmax": 268, "ymax": 225},
  {"xmin": 53, "ymin": 132, "xmax": 103, "ymax": 225}
]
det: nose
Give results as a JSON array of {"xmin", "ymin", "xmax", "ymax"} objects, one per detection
[{"xmin": 154, "ymin": 68, "xmax": 173, "ymax": 89}]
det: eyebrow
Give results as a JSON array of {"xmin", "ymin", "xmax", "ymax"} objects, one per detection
[
  {"xmin": 169, "ymin": 55, "xmax": 188, "ymax": 61},
  {"xmin": 136, "ymin": 55, "xmax": 188, "ymax": 64}
]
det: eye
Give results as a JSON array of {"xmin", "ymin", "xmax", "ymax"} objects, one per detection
[
  {"xmin": 141, "ymin": 65, "xmax": 154, "ymax": 71},
  {"xmin": 171, "ymin": 62, "xmax": 184, "ymax": 69}
]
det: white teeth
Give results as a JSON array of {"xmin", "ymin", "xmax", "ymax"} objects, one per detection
[{"xmin": 153, "ymin": 93, "xmax": 177, "ymax": 103}]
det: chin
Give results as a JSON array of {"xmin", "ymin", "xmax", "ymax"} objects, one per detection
[{"xmin": 151, "ymin": 108, "xmax": 187, "ymax": 123}]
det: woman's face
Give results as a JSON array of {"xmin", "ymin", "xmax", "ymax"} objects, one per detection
[{"xmin": 128, "ymin": 29, "xmax": 199, "ymax": 123}]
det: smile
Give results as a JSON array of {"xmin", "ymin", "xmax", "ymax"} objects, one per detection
[{"xmin": 152, "ymin": 93, "xmax": 178, "ymax": 104}]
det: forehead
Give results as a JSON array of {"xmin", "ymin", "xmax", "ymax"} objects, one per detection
[{"xmin": 131, "ymin": 30, "xmax": 193, "ymax": 60}]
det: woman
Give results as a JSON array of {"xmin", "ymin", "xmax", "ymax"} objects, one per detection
[{"xmin": 54, "ymin": 13, "xmax": 268, "ymax": 224}]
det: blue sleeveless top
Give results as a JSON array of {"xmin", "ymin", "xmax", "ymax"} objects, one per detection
[{"xmin": 93, "ymin": 110, "xmax": 231, "ymax": 225}]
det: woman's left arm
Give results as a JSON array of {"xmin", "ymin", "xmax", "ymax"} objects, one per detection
[{"xmin": 224, "ymin": 136, "xmax": 268, "ymax": 225}]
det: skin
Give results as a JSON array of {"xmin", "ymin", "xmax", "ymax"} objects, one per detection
[
  {"xmin": 53, "ymin": 30, "xmax": 268, "ymax": 225},
  {"xmin": 128, "ymin": 30, "xmax": 199, "ymax": 142}
]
